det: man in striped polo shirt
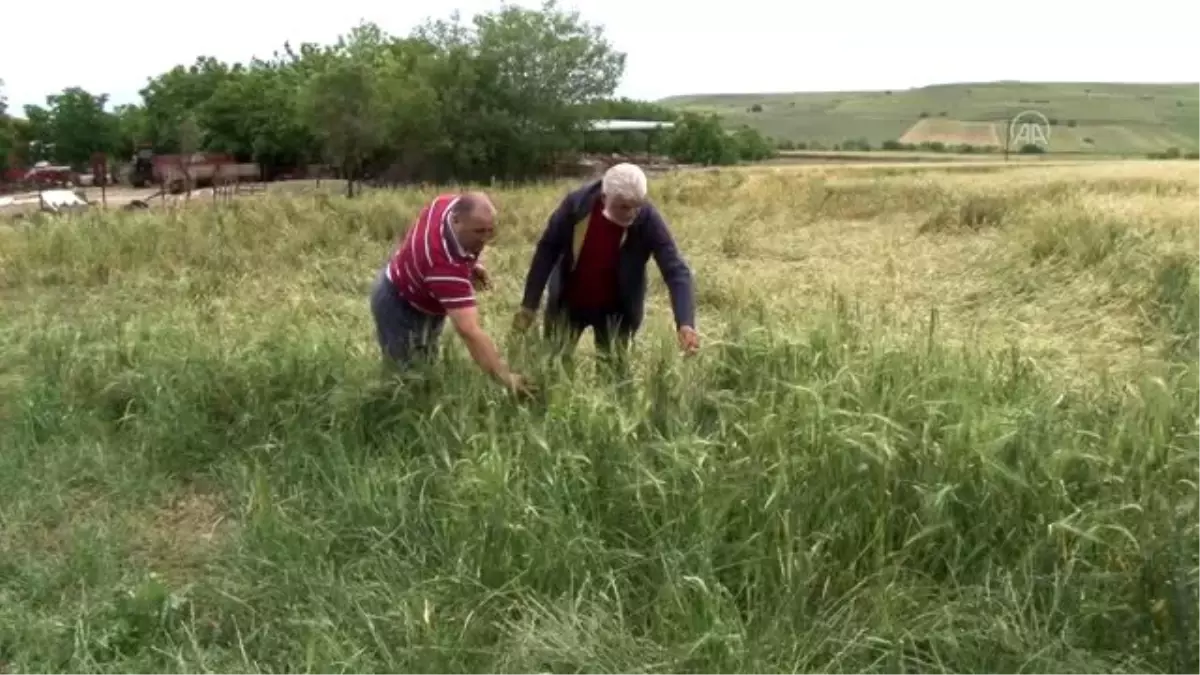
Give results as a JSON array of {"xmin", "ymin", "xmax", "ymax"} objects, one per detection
[{"xmin": 369, "ymin": 191, "xmax": 532, "ymax": 396}]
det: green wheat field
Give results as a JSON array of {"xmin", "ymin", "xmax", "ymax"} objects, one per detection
[{"xmin": 0, "ymin": 159, "xmax": 1197, "ymax": 673}]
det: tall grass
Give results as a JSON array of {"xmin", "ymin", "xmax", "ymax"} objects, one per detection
[{"xmin": 0, "ymin": 161, "xmax": 1196, "ymax": 673}]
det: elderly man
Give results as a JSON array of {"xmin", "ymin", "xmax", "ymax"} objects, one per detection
[
  {"xmin": 370, "ymin": 191, "xmax": 532, "ymax": 395},
  {"xmin": 513, "ymin": 162, "xmax": 699, "ymax": 362}
]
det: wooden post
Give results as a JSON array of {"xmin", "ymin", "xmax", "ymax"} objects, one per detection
[{"xmin": 91, "ymin": 152, "xmax": 108, "ymax": 208}]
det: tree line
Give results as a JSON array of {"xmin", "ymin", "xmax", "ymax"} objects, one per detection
[{"xmin": 0, "ymin": 1, "xmax": 775, "ymax": 188}]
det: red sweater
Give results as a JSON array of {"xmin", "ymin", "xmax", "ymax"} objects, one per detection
[{"xmin": 566, "ymin": 201, "xmax": 625, "ymax": 310}]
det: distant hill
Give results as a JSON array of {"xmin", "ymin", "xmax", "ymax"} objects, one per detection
[{"xmin": 658, "ymin": 82, "xmax": 1200, "ymax": 155}]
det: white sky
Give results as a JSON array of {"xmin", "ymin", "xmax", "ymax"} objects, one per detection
[{"xmin": 1, "ymin": 0, "xmax": 1196, "ymax": 114}]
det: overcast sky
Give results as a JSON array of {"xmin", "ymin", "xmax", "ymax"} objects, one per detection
[{"xmin": 2, "ymin": 0, "xmax": 1196, "ymax": 113}]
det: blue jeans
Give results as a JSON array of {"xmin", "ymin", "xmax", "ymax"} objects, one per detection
[{"xmin": 369, "ymin": 267, "xmax": 445, "ymax": 367}]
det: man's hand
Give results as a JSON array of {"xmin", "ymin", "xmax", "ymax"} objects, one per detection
[
  {"xmin": 471, "ymin": 265, "xmax": 492, "ymax": 292},
  {"xmin": 503, "ymin": 372, "xmax": 537, "ymax": 399},
  {"xmin": 512, "ymin": 307, "xmax": 536, "ymax": 333},
  {"xmin": 448, "ymin": 305, "xmax": 521, "ymax": 390},
  {"xmin": 677, "ymin": 326, "xmax": 700, "ymax": 356}
]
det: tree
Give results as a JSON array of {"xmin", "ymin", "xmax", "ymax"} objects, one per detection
[
  {"xmin": 200, "ymin": 62, "xmax": 311, "ymax": 177},
  {"xmin": 300, "ymin": 58, "xmax": 388, "ymax": 197},
  {"xmin": 4, "ymin": 116, "xmax": 33, "ymax": 170},
  {"xmin": 42, "ymin": 87, "xmax": 117, "ymax": 167},
  {"xmin": 17, "ymin": 88, "xmax": 118, "ymax": 168},
  {"xmin": 472, "ymin": 0, "xmax": 624, "ymax": 108},
  {"xmin": 172, "ymin": 113, "xmax": 202, "ymax": 193},
  {"xmin": 1, "ymin": 5, "xmax": 778, "ymax": 188},
  {"xmin": 462, "ymin": 0, "xmax": 626, "ymax": 180},
  {"xmin": 22, "ymin": 104, "xmax": 55, "ymax": 162},
  {"xmin": 139, "ymin": 56, "xmax": 233, "ymax": 152},
  {"xmin": 667, "ymin": 113, "xmax": 738, "ymax": 166},
  {"xmin": 732, "ymin": 126, "xmax": 775, "ymax": 161},
  {"xmin": 112, "ymin": 104, "xmax": 148, "ymax": 160},
  {"xmin": 0, "ymin": 78, "xmax": 11, "ymax": 172},
  {"xmin": 583, "ymin": 96, "xmax": 678, "ymax": 122},
  {"xmin": 368, "ymin": 38, "xmax": 443, "ymax": 183}
]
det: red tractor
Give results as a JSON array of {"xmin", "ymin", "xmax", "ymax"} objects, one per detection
[
  {"xmin": 24, "ymin": 162, "xmax": 78, "ymax": 189},
  {"xmin": 129, "ymin": 145, "xmax": 237, "ymax": 192}
]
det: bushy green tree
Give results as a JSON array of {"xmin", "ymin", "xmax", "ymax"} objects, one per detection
[{"xmin": 2, "ymin": 2, "xmax": 779, "ymax": 185}]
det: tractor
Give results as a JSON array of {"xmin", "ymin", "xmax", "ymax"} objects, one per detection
[{"xmin": 130, "ymin": 146, "xmax": 156, "ymax": 188}]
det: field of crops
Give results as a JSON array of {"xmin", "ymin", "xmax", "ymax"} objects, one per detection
[
  {"xmin": 663, "ymin": 82, "xmax": 1200, "ymax": 154},
  {"xmin": 0, "ymin": 160, "xmax": 1196, "ymax": 672}
]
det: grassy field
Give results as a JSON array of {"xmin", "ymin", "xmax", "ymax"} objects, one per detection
[
  {"xmin": 0, "ymin": 160, "xmax": 1197, "ymax": 673},
  {"xmin": 769, "ymin": 151, "xmax": 1144, "ymax": 166},
  {"xmin": 661, "ymin": 81, "xmax": 1200, "ymax": 155}
]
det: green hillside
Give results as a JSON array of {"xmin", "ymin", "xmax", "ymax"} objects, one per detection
[{"xmin": 659, "ymin": 82, "xmax": 1200, "ymax": 155}]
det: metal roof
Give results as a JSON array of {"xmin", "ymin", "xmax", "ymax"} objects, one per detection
[{"xmin": 588, "ymin": 119, "xmax": 676, "ymax": 132}]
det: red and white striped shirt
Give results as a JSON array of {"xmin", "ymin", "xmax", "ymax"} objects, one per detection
[{"xmin": 386, "ymin": 194, "xmax": 479, "ymax": 316}]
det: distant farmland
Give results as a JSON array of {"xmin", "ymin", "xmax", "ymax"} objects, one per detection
[
  {"xmin": 899, "ymin": 119, "xmax": 1002, "ymax": 147},
  {"xmin": 660, "ymin": 81, "xmax": 1200, "ymax": 155}
]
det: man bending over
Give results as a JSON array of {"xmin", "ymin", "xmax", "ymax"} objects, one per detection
[
  {"xmin": 369, "ymin": 191, "xmax": 532, "ymax": 395},
  {"xmin": 513, "ymin": 163, "xmax": 699, "ymax": 363}
]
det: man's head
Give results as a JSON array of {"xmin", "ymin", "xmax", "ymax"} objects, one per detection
[
  {"xmin": 600, "ymin": 162, "xmax": 648, "ymax": 227},
  {"xmin": 448, "ymin": 191, "xmax": 497, "ymax": 255}
]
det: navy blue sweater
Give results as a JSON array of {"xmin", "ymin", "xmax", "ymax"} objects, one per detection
[{"xmin": 519, "ymin": 179, "xmax": 697, "ymax": 332}]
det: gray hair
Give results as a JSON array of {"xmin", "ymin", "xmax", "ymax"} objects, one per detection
[{"xmin": 601, "ymin": 162, "xmax": 648, "ymax": 201}]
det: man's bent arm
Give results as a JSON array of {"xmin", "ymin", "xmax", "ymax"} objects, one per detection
[
  {"xmin": 447, "ymin": 306, "xmax": 513, "ymax": 383},
  {"xmin": 646, "ymin": 208, "xmax": 697, "ymax": 330},
  {"xmin": 519, "ymin": 193, "xmax": 576, "ymax": 312}
]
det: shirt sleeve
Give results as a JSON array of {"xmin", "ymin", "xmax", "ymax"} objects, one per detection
[{"xmin": 424, "ymin": 264, "xmax": 477, "ymax": 310}]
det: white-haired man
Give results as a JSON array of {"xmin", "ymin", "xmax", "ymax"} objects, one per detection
[{"xmin": 513, "ymin": 162, "xmax": 699, "ymax": 362}]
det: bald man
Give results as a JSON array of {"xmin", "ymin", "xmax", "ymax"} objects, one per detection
[{"xmin": 370, "ymin": 191, "xmax": 532, "ymax": 395}]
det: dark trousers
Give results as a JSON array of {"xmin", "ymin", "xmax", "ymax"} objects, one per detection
[
  {"xmin": 369, "ymin": 267, "xmax": 445, "ymax": 368},
  {"xmin": 544, "ymin": 304, "xmax": 634, "ymax": 374}
]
